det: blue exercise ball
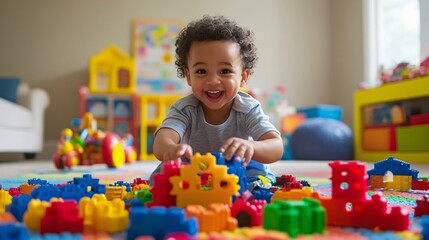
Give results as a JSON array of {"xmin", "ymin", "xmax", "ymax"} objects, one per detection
[{"xmin": 290, "ymin": 118, "xmax": 353, "ymax": 160}]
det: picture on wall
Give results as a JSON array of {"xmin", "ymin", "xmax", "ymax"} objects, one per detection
[{"xmin": 133, "ymin": 19, "xmax": 187, "ymax": 93}]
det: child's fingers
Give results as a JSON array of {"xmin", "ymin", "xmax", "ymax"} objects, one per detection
[
  {"xmin": 219, "ymin": 138, "xmax": 234, "ymax": 153},
  {"xmin": 243, "ymin": 150, "xmax": 252, "ymax": 167}
]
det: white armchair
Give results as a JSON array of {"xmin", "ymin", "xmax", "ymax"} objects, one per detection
[{"xmin": 0, "ymin": 83, "xmax": 50, "ymax": 159}]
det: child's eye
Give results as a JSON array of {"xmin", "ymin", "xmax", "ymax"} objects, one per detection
[
  {"xmin": 195, "ymin": 69, "xmax": 206, "ymax": 74},
  {"xmin": 220, "ymin": 69, "xmax": 232, "ymax": 74}
]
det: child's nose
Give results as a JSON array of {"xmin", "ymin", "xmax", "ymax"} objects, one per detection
[{"xmin": 206, "ymin": 75, "xmax": 221, "ymax": 84}]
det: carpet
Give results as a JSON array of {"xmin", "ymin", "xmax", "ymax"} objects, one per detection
[{"xmin": 0, "ymin": 160, "xmax": 426, "ymax": 239}]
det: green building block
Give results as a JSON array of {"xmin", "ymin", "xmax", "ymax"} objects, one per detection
[
  {"xmin": 396, "ymin": 125, "xmax": 429, "ymax": 151},
  {"xmin": 263, "ymin": 197, "xmax": 326, "ymax": 238}
]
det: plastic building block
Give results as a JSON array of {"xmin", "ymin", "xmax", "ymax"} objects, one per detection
[
  {"xmin": 212, "ymin": 152, "xmax": 247, "ymax": 194},
  {"xmin": 422, "ymin": 216, "xmax": 429, "ymax": 240},
  {"xmin": 0, "ymin": 223, "xmax": 30, "ymax": 240},
  {"xmin": 72, "ymin": 174, "xmax": 106, "ymax": 197},
  {"xmin": 186, "ymin": 203, "xmax": 237, "ymax": 233},
  {"xmin": 127, "ymin": 206, "xmax": 198, "ymax": 240},
  {"xmin": 93, "ymin": 198, "xmax": 128, "ymax": 234},
  {"xmin": 18, "ymin": 184, "xmax": 38, "ymax": 195},
  {"xmin": 415, "ymin": 195, "xmax": 429, "ymax": 217},
  {"xmin": 40, "ymin": 200, "xmax": 83, "ymax": 235},
  {"xmin": 251, "ymin": 189, "xmax": 273, "ymax": 203},
  {"xmin": 79, "ymin": 194, "xmax": 107, "ymax": 229},
  {"xmin": 412, "ymin": 179, "xmax": 429, "ymax": 191},
  {"xmin": 0, "ymin": 190, "xmax": 12, "ymax": 215},
  {"xmin": 23, "ymin": 199, "xmax": 50, "ymax": 231},
  {"xmin": 230, "ymin": 198, "xmax": 265, "ymax": 227},
  {"xmin": 146, "ymin": 161, "xmax": 181, "ymax": 208},
  {"xmin": 105, "ymin": 185, "xmax": 127, "ymax": 200},
  {"xmin": 28, "ymin": 178, "xmax": 49, "ymax": 186},
  {"xmin": 0, "ymin": 212, "xmax": 16, "ymax": 223},
  {"xmin": 311, "ymin": 161, "xmax": 410, "ymax": 231},
  {"xmin": 8, "ymin": 188, "xmax": 21, "ymax": 197},
  {"xmin": 111, "ymin": 180, "xmax": 131, "ymax": 192},
  {"xmin": 384, "ymin": 175, "xmax": 412, "ymax": 191},
  {"xmin": 367, "ymin": 157, "xmax": 419, "ymax": 180},
  {"xmin": 170, "ymin": 153, "xmax": 240, "ymax": 208},
  {"xmin": 271, "ymin": 187, "xmax": 314, "ymax": 202},
  {"xmin": 8, "ymin": 194, "xmax": 31, "ymax": 222},
  {"xmin": 263, "ymin": 197, "xmax": 326, "ymax": 238},
  {"xmin": 31, "ymin": 185, "xmax": 62, "ymax": 201}
]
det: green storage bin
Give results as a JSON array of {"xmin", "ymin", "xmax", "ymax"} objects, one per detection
[{"xmin": 396, "ymin": 125, "xmax": 429, "ymax": 151}]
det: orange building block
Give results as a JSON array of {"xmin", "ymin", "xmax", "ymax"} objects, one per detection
[
  {"xmin": 271, "ymin": 187, "xmax": 314, "ymax": 202},
  {"xmin": 0, "ymin": 212, "xmax": 16, "ymax": 223},
  {"xmin": 19, "ymin": 183, "xmax": 39, "ymax": 195},
  {"xmin": 369, "ymin": 175, "xmax": 384, "ymax": 189},
  {"xmin": 362, "ymin": 127, "xmax": 396, "ymax": 151},
  {"xmin": 186, "ymin": 204, "xmax": 237, "ymax": 233},
  {"xmin": 170, "ymin": 153, "xmax": 240, "ymax": 208}
]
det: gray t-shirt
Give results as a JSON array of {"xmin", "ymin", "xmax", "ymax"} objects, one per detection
[{"xmin": 151, "ymin": 91, "xmax": 280, "ymax": 184}]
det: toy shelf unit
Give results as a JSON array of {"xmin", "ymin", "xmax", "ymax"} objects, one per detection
[
  {"xmin": 79, "ymin": 86, "xmax": 137, "ymax": 140},
  {"xmin": 139, "ymin": 94, "xmax": 183, "ymax": 160},
  {"xmin": 354, "ymin": 76, "xmax": 429, "ymax": 163}
]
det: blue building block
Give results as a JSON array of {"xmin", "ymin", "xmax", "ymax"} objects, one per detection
[
  {"xmin": 8, "ymin": 194, "xmax": 31, "ymax": 222},
  {"xmin": 28, "ymin": 178, "xmax": 49, "ymax": 186},
  {"xmin": 422, "ymin": 216, "xmax": 429, "ymax": 240},
  {"xmin": 111, "ymin": 181, "xmax": 131, "ymax": 192},
  {"xmin": 127, "ymin": 206, "xmax": 198, "ymax": 240},
  {"xmin": 72, "ymin": 174, "xmax": 106, "ymax": 197},
  {"xmin": 31, "ymin": 185, "xmax": 62, "ymax": 201},
  {"xmin": 0, "ymin": 223, "xmax": 30, "ymax": 240},
  {"xmin": 59, "ymin": 184, "xmax": 84, "ymax": 202},
  {"xmin": 212, "ymin": 152, "xmax": 247, "ymax": 193},
  {"xmin": 252, "ymin": 188, "xmax": 273, "ymax": 203}
]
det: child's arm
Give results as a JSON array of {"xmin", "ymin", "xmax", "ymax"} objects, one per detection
[
  {"xmin": 220, "ymin": 131, "xmax": 283, "ymax": 167},
  {"xmin": 153, "ymin": 128, "xmax": 193, "ymax": 161}
]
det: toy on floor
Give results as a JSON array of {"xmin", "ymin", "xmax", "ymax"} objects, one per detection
[
  {"xmin": 312, "ymin": 161, "xmax": 409, "ymax": 231},
  {"xmin": 367, "ymin": 156, "xmax": 429, "ymax": 191},
  {"xmin": 53, "ymin": 112, "xmax": 137, "ymax": 169}
]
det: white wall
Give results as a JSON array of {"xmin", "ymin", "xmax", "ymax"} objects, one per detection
[{"xmin": 0, "ymin": 0, "xmax": 362, "ymax": 142}]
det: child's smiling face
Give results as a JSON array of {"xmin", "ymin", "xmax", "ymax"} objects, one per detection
[{"xmin": 185, "ymin": 40, "xmax": 250, "ymax": 118}]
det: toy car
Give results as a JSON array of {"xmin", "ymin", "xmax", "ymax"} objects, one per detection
[{"xmin": 53, "ymin": 112, "xmax": 137, "ymax": 169}]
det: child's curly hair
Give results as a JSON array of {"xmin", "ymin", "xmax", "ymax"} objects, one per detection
[{"xmin": 175, "ymin": 15, "xmax": 258, "ymax": 78}]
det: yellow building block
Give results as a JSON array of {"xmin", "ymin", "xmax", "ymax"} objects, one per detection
[
  {"xmin": 170, "ymin": 153, "xmax": 240, "ymax": 208},
  {"xmin": 89, "ymin": 45, "xmax": 136, "ymax": 94},
  {"xmin": 79, "ymin": 194, "xmax": 108, "ymax": 229},
  {"xmin": 385, "ymin": 175, "xmax": 411, "ymax": 191},
  {"xmin": 105, "ymin": 185, "xmax": 127, "ymax": 200},
  {"xmin": 0, "ymin": 190, "xmax": 12, "ymax": 215},
  {"xmin": 23, "ymin": 199, "xmax": 50, "ymax": 231},
  {"xmin": 186, "ymin": 203, "xmax": 237, "ymax": 233},
  {"xmin": 94, "ymin": 198, "xmax": 129, "ymax": 234},
  {"xmin": 79, "ymin": 194, "xmax": 128, "ymax": 234},
  {"xmin": 271, "ymin": 187, "xmax": 314, "ymax": 202}
]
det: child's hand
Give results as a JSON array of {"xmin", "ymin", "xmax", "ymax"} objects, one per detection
[
  {"xmin": 220, "ymin": 137, "xmax": 254, "ymax": 167},
  {"xmin": 163, "ymin": 144, "xmax": 193, "ymax": 162}
]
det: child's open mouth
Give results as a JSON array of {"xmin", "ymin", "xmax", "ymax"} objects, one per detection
[{"xmin": 206, "ymin": 90, "xmax": 224, "ymax": 100}]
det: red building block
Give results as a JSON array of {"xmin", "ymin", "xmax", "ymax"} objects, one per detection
[
  {"xmin": 146, "ymin": 161, "xmax": 181, "ymax": 208},
  {"xmin": 40, "ymin": 200, "xmax": 83, "ymax": 234},
  {"xmin": 230, "ymin": 198, "xmax": 266, "ymax": 227},
  {"xmin": 415, "ymin": 195, "xmax": 429, "ymax": 217}
]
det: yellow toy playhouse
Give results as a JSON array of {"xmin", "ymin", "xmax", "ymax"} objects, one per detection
[{"xmin": 89, "ymin": 45, "xmax": 136, "ymax": 94}]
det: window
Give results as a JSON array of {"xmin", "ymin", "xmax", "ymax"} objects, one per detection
[{"xmin": 364, "ymin": 0, "xmax": 428, "ymax": 84}]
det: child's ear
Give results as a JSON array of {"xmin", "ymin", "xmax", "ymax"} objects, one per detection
[
  {"xmin": 240, "ymin": 69, "xmax": 251, "ymax": 88},
  {"xmin": 185, "ymin": 68, "xmax": 191, "ymax": 86}
]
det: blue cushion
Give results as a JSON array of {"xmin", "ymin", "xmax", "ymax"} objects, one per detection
[{"xmin": 0, "ymin": 77, "xmax": 20, "ymax": 103}]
